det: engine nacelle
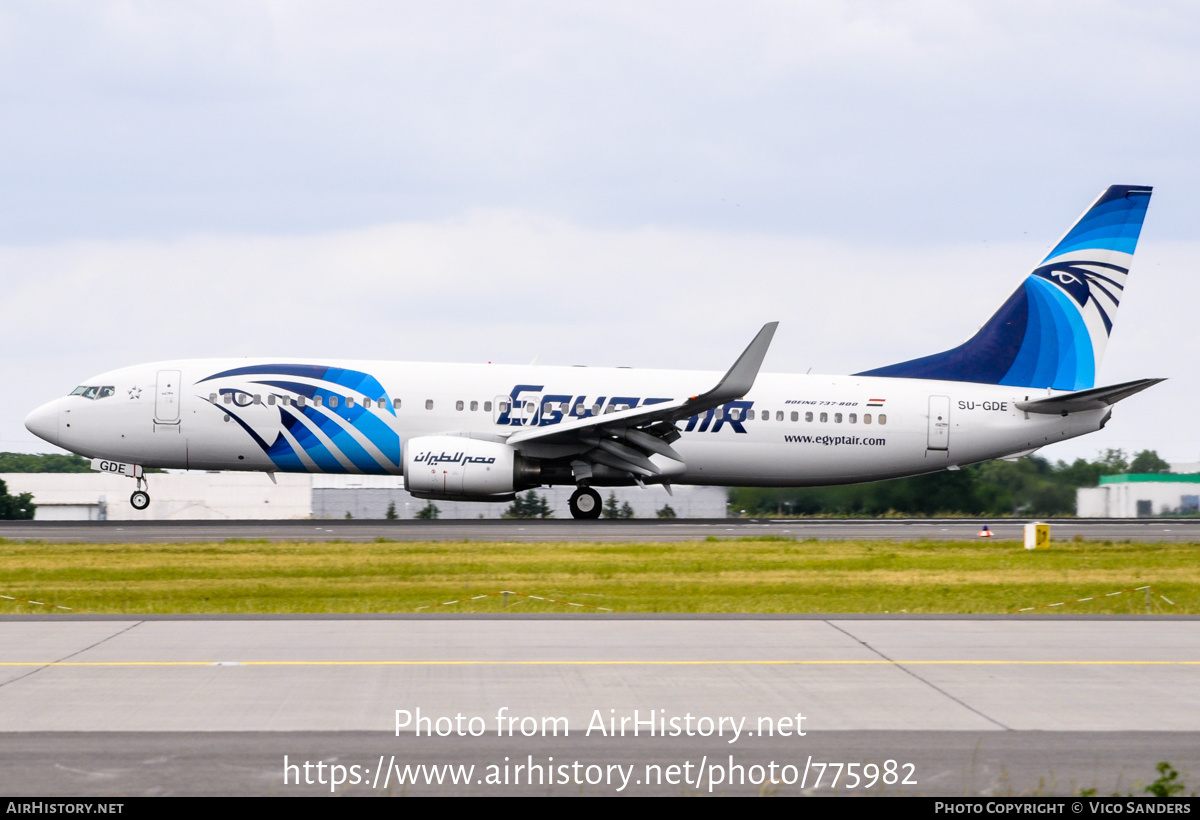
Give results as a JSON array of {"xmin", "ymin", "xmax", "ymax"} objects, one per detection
[{"xmin": 403, "ymin": 435, "xmax": 535, "ymax": 498}]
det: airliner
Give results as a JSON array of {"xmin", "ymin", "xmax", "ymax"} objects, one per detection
[{"xmin": 24, "ymin": 185, "xmax": 1161, "ymax": 519}]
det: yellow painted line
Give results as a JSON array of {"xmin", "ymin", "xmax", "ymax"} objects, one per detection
[{"xmin": 0, "ymin": 660, "xmax": 1196, "ymax": 667}]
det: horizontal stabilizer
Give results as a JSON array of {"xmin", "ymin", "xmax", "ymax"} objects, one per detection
[{"xmin": 1014, "ymin": 378, "xmax": 1164, "ymax": 414}]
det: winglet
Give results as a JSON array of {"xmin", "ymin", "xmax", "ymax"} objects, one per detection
[{"xmin": 689, "ymin": 322, "xmax": 778, "ymax": 408}]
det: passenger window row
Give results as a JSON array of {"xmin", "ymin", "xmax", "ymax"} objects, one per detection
[
  {"xmin": 205, "ymin": 393, "xmax": 502, "ymax": 414},
  {"xmin": 441, "ymin": 400, "xmax": 497, "ymax": 412},
  {"xmin": 209, "ymin": 393, "xmax": 398, "ymax": 409},
  {"xmin": 747, "ymin": 408, "xmax": 887, "ymax": 425}
]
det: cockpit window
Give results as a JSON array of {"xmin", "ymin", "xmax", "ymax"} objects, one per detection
[{"xmin": 69, "ymin": 385, "xmax": 115, "ymax": 400}]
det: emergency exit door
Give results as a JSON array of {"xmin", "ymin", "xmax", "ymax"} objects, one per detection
[
  {"xmin": 927, "ymin": 395, "xmax": 950, "ymax": 450},
  {"xmin": 155, "ymin": 370, "xmax": 181, "ymax": 424}
]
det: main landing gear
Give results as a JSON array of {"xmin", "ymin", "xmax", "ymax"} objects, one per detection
[
  {"xmin": 568, "ymin": 487, "xmax": 602, "ymax": 520},
  {"xmin": 130, "ymin": 475, "xmax": 150, "ymax": 511}
]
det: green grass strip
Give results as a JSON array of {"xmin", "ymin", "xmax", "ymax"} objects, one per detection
[{"xmin": 0, "ymin": 538, "xmax": 1196, "ymax": 615}]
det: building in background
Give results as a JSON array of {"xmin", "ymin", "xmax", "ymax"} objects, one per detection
[
  {"xmin": 311, "ymin": 475, "xmax": 723, "ymax": 519},
  {"xmin": 1, "ymin": 473, "xmax": 311, "ymax": 521},
  {"xmin": 0, "ymin": 473, "xmax": 725, "ymax": 521},
  {"xmin": 1076, "ymin": 474, "xmax": 1200, "ymax": 518}
]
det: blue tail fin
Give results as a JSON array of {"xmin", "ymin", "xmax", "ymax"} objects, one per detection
[{"xmin": 857, "ymin": 185, "xmax": 1152, "ymax": 390}]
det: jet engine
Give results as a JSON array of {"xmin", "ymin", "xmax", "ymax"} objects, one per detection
[{"xmin": 403, "ymin": 435, "xmax": 538, "ymax": 500}]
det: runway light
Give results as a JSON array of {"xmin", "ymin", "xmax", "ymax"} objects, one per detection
[{"xmin": 977, "ymin": 525, "xmax": 993, "ymax": 538}]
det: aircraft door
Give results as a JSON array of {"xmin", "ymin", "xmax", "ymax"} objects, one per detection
[
  {"xmin": 927, "ymin": 395, "xmax": 950, "ymax": 450},
  {"xmin": 492, "ymin": 392, "xmax": 541, "ymax": 426},
  {"xmin": 155, "ymin": 370, "xmax": 182, "ymax": 425}
]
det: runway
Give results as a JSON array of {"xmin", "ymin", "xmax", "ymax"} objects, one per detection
[
  {"xmin": 1, "ymin": 616, "xmax": 1197, "ymax": 795},
  {"xmin": 3, "ymin": 517, "xmax": 1200, "ymax": 542}
]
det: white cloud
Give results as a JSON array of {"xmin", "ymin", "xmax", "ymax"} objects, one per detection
[{"xmin": 1, "ymin": 2, "xmax": 1198, "ymax": 240}]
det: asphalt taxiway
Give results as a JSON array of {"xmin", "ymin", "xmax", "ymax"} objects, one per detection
[
  {"xmin": 1, "ymin": 616, "xmax": 1197, "ymax": 795},
  {"xmin": 3, "ymin": 517, "xmax": 1199, "ymax": 542}
]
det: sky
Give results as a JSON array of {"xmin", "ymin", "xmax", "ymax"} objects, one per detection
[{"xmin": 2, "ymin": 1, "xmax": 1198, "ymax": 466}]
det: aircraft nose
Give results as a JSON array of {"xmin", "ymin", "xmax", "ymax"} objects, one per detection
[{"xmin": 24, "ymin": 401, "xmax": 60, "ymax": 445}]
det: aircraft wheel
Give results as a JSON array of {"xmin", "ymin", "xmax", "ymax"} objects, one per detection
[
  {"xmin": 568, "ymin": 487, "xmax": 602, "ymax": 520},
  {"xmin": 130, "ymin": 491, "xmax": 150, "ymax": 511}
]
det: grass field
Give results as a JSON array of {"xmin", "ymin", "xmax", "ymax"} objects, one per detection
[{"xmin": 0, "ymin": 536, "xmax": 1196, "ymax": 615}]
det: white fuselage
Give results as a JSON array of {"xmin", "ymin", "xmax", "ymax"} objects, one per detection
[{"xmin": 25, "ymin": 358, "xmax": 1106, "ymax": 488}]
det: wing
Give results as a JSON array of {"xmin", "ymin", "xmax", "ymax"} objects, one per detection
[{"xmin": 504, "ymin": 322, "xmax": 778, "ymax": 480}]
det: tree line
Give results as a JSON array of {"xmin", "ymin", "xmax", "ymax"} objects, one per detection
[
  {"xmin": 729, "ymin": 449, "xmax": 1174, "ymax": 517},
  {"xmin": 0, "ymin": 449, "xmax": 1179, "ymax": 520},
  {"xmin": 0, "ymin": 452, "xmax": 92, "ymax": 472}
]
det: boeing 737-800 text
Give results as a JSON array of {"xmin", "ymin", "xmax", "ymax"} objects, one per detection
[{"xmin": 24, "ymin": 185, "xmax": 1161, "ymax": 518}]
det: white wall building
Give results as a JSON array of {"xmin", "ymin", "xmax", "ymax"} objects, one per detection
[
  {"xmin": 1, "ymin": 472, "xmax": 312, "ymax": 521},
  {"xmin": 311, "ymin": 475, "xmax": 724, "ymax": 520},
  {"xmin": 1076, "ymin": 474, "xmax": 1200, "ymax": 518},
  {"xmin": 1, "ymin": 472, "xmax": 727, "ymax": 521}
]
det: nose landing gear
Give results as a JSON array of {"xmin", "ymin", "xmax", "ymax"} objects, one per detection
[
  {"xmin": 130, "ymin": 475, "xmax": 150, "ymax": 511},
  {"xmin": 568, "ymin": 487, "xmax": 602, "ymax": 520}
]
